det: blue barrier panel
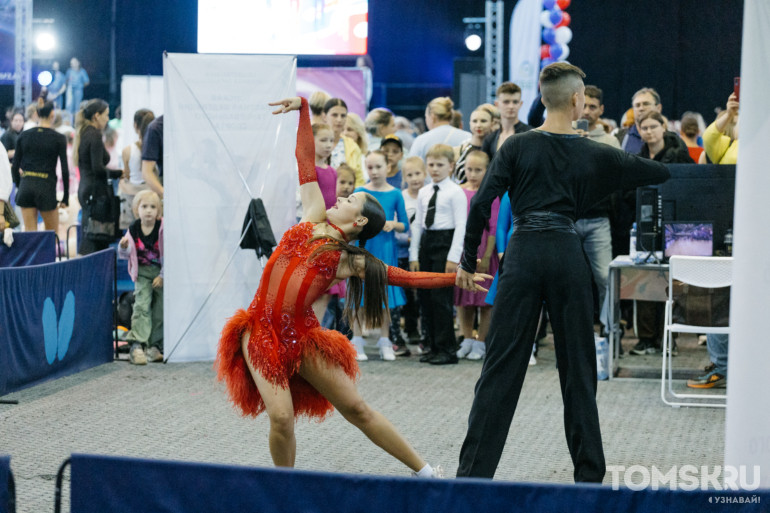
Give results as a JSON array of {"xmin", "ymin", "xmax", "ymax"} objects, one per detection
[
  {"xmin": 0, "ymin": 249, "xmax": 114, "ymax": 395},
  {"xmin": 0, "ymin": 455, "xmax": 10, "ymax": 513},
  {"xmin": 69, "ymin": 454, "xmax": 768, "ymax": 513},
  {"xmin": 0, "ymin": 231, "xmax": 56, "ymax": 267}
]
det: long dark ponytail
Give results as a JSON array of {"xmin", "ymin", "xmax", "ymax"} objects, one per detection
[{"xmin": 312, "ymin": 193, "xmax": 388, "ymax": 328}]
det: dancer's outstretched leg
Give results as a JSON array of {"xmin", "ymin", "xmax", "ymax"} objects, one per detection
[
  {"xmin": 242, "ymin": 332, "xmax": 297, "ymax": 467},
  {"xmin": 299, "ymin": 352, "xmax": 426, "ymax": 472}
]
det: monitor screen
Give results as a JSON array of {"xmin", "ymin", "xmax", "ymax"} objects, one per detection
[
  {"xmin": 664, "ymin": 222, "xmax": 714, "ymax": 257},
  {"xmin": 198, "ymin": 0, "xmax": 368, "ymax": 55}
]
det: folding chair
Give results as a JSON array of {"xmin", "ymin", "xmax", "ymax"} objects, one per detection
[{"xmin": 661, "ymin": 255, "xmax": 731, "ymax": 408}]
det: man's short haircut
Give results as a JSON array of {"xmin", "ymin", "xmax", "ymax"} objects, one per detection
[
  {"xmin": 632, "ymin": 87, "xmax": 661, "ymax": 105},
  {"xmin": 584, "ymin": 85, "xmax": 603, "ymax": 104},
  {"xmin": 539, "ymin": 63, "xmax": 586, "ymax": 111},
  {"xmin": 496, "ymin": 82, "xmax": 522, "ymax": 97},
  {"xmin": 425, "ymin": 143, "xmax": 455, "ymax": 163}
]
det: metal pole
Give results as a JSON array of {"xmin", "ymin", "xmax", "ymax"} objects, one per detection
[
  {"xmin": 109, "ymin": 0, "xmax": 118, "ymax": 107},
  {"xmin": 14, "ymin": 0, "xmax": 33, "ymax": 108}
]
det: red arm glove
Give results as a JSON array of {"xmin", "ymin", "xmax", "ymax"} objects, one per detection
[
  {"xmin": 387, "ymin": 265, "xmax": 456, "ymax": 289},
  {"xmin": 295, "ymin": 97, "xmax": 317, "ymax": 185}
]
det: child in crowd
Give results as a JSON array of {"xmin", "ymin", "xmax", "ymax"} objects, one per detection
[
  {"xmin": 394, "ymin": 156, "xmax": 427, "ymax": 352},
  {"xmin": 409, "ymin": 144, "xmax": 468, "ymax": 365},
  {"xmin": 118, "ymin": 190, "xmax": 164, "ymax": 365},
  {"xmin": 319, "ymin": 163, "xmax": 357, "ymax": 335},
  {"xmin": 455, "ymin": 151, "xmax": 498, "ymax": 360},
  {"xmin": 380, "ymin": 134, "xmax": 404, "ymax": 189},
  {"xmin": 312, "ymin": 123, "xmax": 339, "ymax": 208},
  {"xmin": 314, "ymin": 162, "xmax": 356, "ymax": 338},
  {"xmin": 350, "ymin": 150, "xmax": 409, "ymax": 361}
]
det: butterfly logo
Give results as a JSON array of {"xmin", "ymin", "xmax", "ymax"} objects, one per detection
[{"xmin": 43, "ymin": 291, "xmax": 76, "ymax": 364}]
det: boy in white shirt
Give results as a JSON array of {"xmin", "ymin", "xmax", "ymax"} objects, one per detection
[{"xmin": 409, "ymin": 145, "xmax": 467, "ymax": 365}]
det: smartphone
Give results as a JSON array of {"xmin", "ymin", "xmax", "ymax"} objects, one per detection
[
  {"xmin": 734, "ymin": 77, "xmax": 740, "ymax": 101},
  {"xmin": 576, "ymin": 119, "xmax": 589, "ymax": 131}
]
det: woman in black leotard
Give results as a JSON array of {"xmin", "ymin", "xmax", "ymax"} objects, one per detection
[{"xmin": 11, "ymin": 99, "xmax": 69, "ymax": 232}]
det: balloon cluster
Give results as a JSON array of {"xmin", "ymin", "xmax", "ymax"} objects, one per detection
[{"xmin": 540, "ymin": 0, "xmax": 572, "ymax": 68}]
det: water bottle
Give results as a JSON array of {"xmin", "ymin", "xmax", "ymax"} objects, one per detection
[
  {"xmin": 629, "ymin": 222, "xmax": 638, "ymax": 260},
  {"xmin": 724, "ymin": 228, "xmax": 733, "ymax": 256}
]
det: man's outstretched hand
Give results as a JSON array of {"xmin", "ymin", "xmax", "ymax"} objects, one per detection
[{"xmin": 456, "ymin": 267, "xmax": 493, "ymax": 293}]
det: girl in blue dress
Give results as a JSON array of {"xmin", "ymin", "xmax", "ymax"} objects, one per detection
[{"xmin": 350, "ymin": 150, "xmax": 409, "ymax": 361}]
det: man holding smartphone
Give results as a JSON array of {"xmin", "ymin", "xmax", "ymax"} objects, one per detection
[{"xmin": 575, "ymin": 86, "xmax": 620, "ymax": 336}]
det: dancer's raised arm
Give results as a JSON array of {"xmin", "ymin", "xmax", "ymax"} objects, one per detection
[{"xmin": 269, "ymin": 96, "xmax": 327, "ymax": 223}]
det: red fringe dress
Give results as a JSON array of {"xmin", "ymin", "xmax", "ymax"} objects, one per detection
[{"xmin": 216, "ymin": 98, "xmax": 456, "ymax": 420}]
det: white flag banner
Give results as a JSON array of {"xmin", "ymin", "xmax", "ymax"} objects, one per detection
[
  {"xmin": 163, "ymin": 53, "xmax": 297, "ymax": 362},
  {"xmin": 725, "ymin": 0, "xmax": 770, "ymax": 487},
  {"xmin": 509, "ymin": 0, "xmax": 542, "ymax": 122}
]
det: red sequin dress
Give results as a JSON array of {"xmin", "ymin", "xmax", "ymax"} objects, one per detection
[{"xmin": 216, "ymin": 98, "xmax": 456, "ymax": 420}]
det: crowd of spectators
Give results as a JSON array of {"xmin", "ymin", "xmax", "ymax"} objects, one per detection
[{"xmin": 0, "ymin": 71, "xmax": 738, "ymax": 380}]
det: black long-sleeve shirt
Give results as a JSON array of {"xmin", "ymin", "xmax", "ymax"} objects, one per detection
[
  {"xmin": 77, "ymin": 125, "xmax": 119, "ymax": 203},
  {"xmin": 11, "ymin": 126, "xmax": 70, "ymax": 202},
  {"xmin": 461, "ymin": 130, "xmax": 670, "ymax": 273}
]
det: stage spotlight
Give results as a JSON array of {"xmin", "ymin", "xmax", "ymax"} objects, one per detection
[
  {"xmin": 464, "ymin": 23, "xmax": 483, "ymax": 51},
  {"xmin": 35, "ymin": 32, "xmax": 56, "ymax": 52},
  {"xmin": 38, "ymin": 70, "xmax": 53, "ymax": 87}
]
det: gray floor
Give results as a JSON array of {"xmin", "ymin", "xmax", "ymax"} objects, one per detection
[{"xmin": 0, "ymin": 331, "xmax": 725, "ymax": 513}]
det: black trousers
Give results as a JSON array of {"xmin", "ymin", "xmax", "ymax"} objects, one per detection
[
  {"xmin": 457, "ymin": 231, "xmax": 605, "ymax": 483},
  {"xmin": 418, "ymin": 230, "xmax": 455, "ymax": 356}
]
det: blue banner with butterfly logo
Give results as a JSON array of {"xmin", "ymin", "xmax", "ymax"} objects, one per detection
[{"xmin": 0, "ymin": 249, "xmax": 114, "ymax": 395}]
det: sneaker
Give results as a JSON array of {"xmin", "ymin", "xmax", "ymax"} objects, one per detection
[
  {"xmin": 467, "ymin": 340, "xmax": 486, "ymax": 360},
  {"xmin": 129, "ymin": 343, "xmax": 147, "ymax": 365},
  {"xmin": 412, "ymin": 464, "xmax": 445, "ymax": 478},
  {"xmin": 456, "ymin": 338, "xmax": 474, "ymax": 359},
  {"xmin": 529, "ymin": 353, "xmax": 537, "ymax": 366},
  {"xmin": 377, "ymin": 338, "xmax": 396, "ymax": 361},
  {"xmin": 392, "ymin": 344, "xmax": 411, "ymax": 357},
  {"xmin": 630, "ymin": 339, "xmax": 656, "ymax": 355},
  {"xmin": 146, "ymin": 346, "xmax": 163, "ymax": 362},
  {"xmin": 351, "ymin": 337, "xmax": 368, "ymax": 361},
  {"xmin": 687, "ymin": 369, "xmax": 726, "ymax": 389}
]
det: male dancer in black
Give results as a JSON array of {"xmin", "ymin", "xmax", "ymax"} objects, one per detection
[{"xmin": 455, "ymin": 63, "xmax": 670, "ymax": 482}]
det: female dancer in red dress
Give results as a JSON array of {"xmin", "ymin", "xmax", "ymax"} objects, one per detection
[{"xmin": 216, "ymin": 97, "xmax": 490, "ymax": 476}]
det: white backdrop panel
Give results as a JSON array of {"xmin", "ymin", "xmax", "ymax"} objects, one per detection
[
  {"xmin": 120, "ymin": 75, "xmax": 164, "ymax": 151},
  {"xmin": 164, "ymin": 53, "xmax": 297, "ymax": 362},
  {"xmin": 725, "ymin": 0, "xmax": 770, "ymax": 487}
]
